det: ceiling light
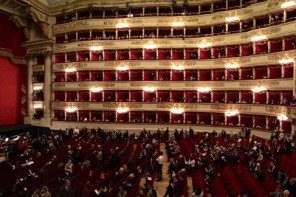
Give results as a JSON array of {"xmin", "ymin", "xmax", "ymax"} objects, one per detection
[
  {"xmin": 277, "ymin": 114, "xmax": 288, "ymax": 121},
  {"xmin": 225, "ymin": 110, "xmax": 238, "ymax": 117},
  {"xmin": 33, "ymin": 103, "xmax": 43, "ymax": 109},
  {"xmin": 65, "ymin": 107, "xmax": 77, "ymax": 113},
  {"xmin": 281, "ymin": 1, "xmax": 296, "ymax": 8},
  {"xmin": 197, "ymin": 87, "xmax": 211, "ymax": 93},
  {"xmin": 143, "ymin": 86, "xmax": 157, "ymax": 92},
  {"xmin": 225, "ymin": 63, "xmax": 239, "ymax": 69},
  {"xmin": 143, "ymin": 43, "xmax": 157, "ymax": 49},
  {"xmin": 251, "ymin": 86, "xmax": 266, "ymax": 93},
  {"xmin": 279, "ymin": 58, "xmax": 294, "ymax": 64},
  {"xmin": 116, "ymin": 65, "xmax": 129, "ymax": 71},
  {"xmin": 64, "ymin": 67, "xmax": 77, "ymax": 72},
  {"xmin": 90, "ymin": 46, "xmax": 103, "ymax": 51},
  {"xmin": 170, "ymin": 107, "xmax": 184, "ymax": 114},
  {"xmin": 225, "ymin": 16, "xmax": 240, "ymax": 22},
  {"xmin": 172, "ymin": 21, "xmax": 185, "ymax": 27},
  {"xmin": 116, "ymin": 107, "xmax": 129, "ymax": 113},
  {"xmin": 116, "ymin": 22, "xmax": 129, "ymax": 28},
  {"xmin": 90, "ymin": 87, "xmax": 103, "ymax": 93},
  {"xmin": 197, "ymin": 42, "xmax": 212, "ymax": 48},
  {"xmin": 250, "ymin": 35, "xmax": 267, "ymax": 42}
]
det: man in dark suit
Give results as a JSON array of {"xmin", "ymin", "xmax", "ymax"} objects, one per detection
[{"xmin": 58, "ymin": 179, "xmax": 74, "ymax": 197}]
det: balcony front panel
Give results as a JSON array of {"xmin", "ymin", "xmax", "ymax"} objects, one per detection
[
  {"xmin": 52, "ymin": 78, "xmax": 292, "ymax": 91},
  {"xmin": 52, "ymin": 101, "xmax": 287, "ymax": 117},
  {"xmin": 53, "ymin": 22, "xmax": 295, "ymax": 52},
  {"xmin": 53, "ymin": 1, "xmax": 284, "ymax": 34},
  {"xmin": 53, "ymin": 50, "xmax": 296, "ymax": 70}
]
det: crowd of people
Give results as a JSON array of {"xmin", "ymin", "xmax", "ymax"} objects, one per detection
[{"xmin": 0, "ymin": 127, "xmax": 296, "ymax": 196}]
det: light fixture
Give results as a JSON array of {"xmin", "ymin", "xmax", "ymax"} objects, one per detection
[
  {"xmin": 277, "ymin": 114, "xmax": 288, "ymax": 121},
  {"xmin": 116, "ymin": 22, "xmax": 129, "ymax": 28},
  {"xmin": 90, "ymin": 87, "xmax": 103, "ymax": 93},
  {"xmin": 197, "ymin": 87, "xmax": 211, "ymax": 93},
  {"xmin": 197, "ymin": 42, "xmax": 212, "ymax": 48},
  {"xmin": 225, "ymin": 16, "xmax": 240, "ymax": 22},
  {"xmin": 33, "ymin": 103, "xmax": 43, "ymax": 109},
  {"xmin": 65, "ymin": 67, "xmax": 77, "ymax": 72},
  {"xmin": 170, "ymin": 107, "xmax": 184, "ymax": 114},
  {"xmin": 225, "ymin": 63, "xmax": 239, "ymax": 69},
  {"xmin": 143, "ymin": 43, "xmax": 157, "ymax": 49},
  {"xmin": 172, "ymin": 21, "xmax": 185, "ymax": 27},
  {"xmin": 143, "ymin": 86, "xmax": 157, "ymax": 92},
  {"xmin": 279, "ymin": 58, "xmax": 294, "ymax": 64},
  {"xmin": 90, "ymin": 46, "xmax": 103, "ymax": 51},
  {"xmin": 251, "ymin": 86, "xmax": 266, "ymax": 93},
  {"xmin": 171, "ymin": 64, "xmax": 184, "ymax": 70},
  {"xmin": 33, "ymin": 86, "xmax": 43, "ymax": 91},
  {"xmin": 65, "ymin": 107, "xmax": 77, "ymax": 113},
  {"xmin": 116, "ymin": 107, "xmax": 129, "ymax": 113},
  {"xmin": 250, "ymin": 35, "xmax": 267, "ymax": 42},
  {"xmin": 281, "ymin": 1, "xmax": 296, "ymax": 8},
  {"xmin": 116, "ymin": 65, "xmax": 129, "ymax": 71},
  {"xmin": 225, "ymin": 110, "xmax": 238, "ymax": 117}
]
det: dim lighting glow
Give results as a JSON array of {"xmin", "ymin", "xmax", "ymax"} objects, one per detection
[
  {"xmin": 172, "ymin": 21, "xmax": 185, "ymax": 27},
  {"xmin": 65, "ymin": 107, "xmax": 77, "ymax": 113},
  {"xmin": 277, "ymin": 114, "xmax": 288, "ymax": 121},
  {"xmin": 197, "ymin": 42, "xmax": 212, "ymax": 48},
  {"xmin": 143, "ymin": 43, "xmax": 157, "ymax": 49},
  {"xmin": 90, "ymin": 46, "xmax": 103, "ymax": 51},
  {"xmin": 116, "ymin": 107, "xmax": 129, "ymax": 113},
  {"xmin": 197, "ymin": 87, "xmax": 211, "ymax": 93},
  {"xmin": 116, "ymin": 65, "xmax": 129, "ymax": 71},
  {"xmin": 116, "ymin": 22, "xmax": 129, "ymax": 28},
  {"xmin": 33, "ymin": 103, "xmax": 43, "ymax": 109},
  {"xmin": 251, "ymin": 86, "xmax": 266, "ymax": 93},
  {"xmin": 170, "ymin": 107, "xmax": 184, "ymax": 114},
  {"xmin": 33, "ymin": 86, "xmax": 43, "ymax": 91},
  {"xmin": 143, "ymin": 86, "xmax": 157, "ymax": 92},
  {"xmin": 64, "ymin": 67, "xmax": 77, "ymax": 72},
  {"xmin": 225, "ymin": 16, "xmax": 240, "ymax": 22},
  {"xmin": 250, "ymin": 35, "xmax": 267, "ymax": 42},
  {"xmin": 225, "ymin": 110, "xmax": 238, "ymax": 117},
  {"xmin": 281, "ymin": 1, "xmax": 296, "ymax": 8},
  {"xmin": 279, "ymin": 58, "xmax": 294, "ymax": 64},
  {"xmin": 171, "ymin": 64, "xmax": 184, "ymax": 70},
  {"xmin": 90, "ymin": 87, "xmax": 103, "ymax": 93},
  {"xmin": 225, "ymin": 63, "xmax": 239, "ymax": 69}
]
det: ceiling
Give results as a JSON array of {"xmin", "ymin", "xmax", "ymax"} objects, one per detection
[{"xmin": 38, "ymin": 0, "xmax": 76, "ymax": 6}]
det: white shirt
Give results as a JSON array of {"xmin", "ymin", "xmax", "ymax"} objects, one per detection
[{"xmin": 156, "ymin": 155, "xmax": 164, "ymax": 165}]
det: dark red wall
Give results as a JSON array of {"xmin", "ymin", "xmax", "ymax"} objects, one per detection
[{"xmin": 0, "ymin": 57, "xmax": 27, "ymax": 125}]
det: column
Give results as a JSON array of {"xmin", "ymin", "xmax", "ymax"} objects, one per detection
[
  {"xmin": 43, "ymin": 52, "xmax": 52, "ymax": 121},
  {"xmin": 238, "ymin": 114, "xmax": 241, "ymax": 126},
  {"xmin": 26, "ymin": 57, "xmax": 34, "ymax": 122}
]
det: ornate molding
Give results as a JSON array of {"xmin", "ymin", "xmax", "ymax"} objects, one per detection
[
  {"xmin": 241, "ymin": 27, "xmax": 281, "ymax": 39},
  {"xmin": 268, "ymin": 51, "xmax": 296, "ymax": 61},
  {"xmin": 210, "ymin": 104, "xmax": 252, "ymax": 111},
  {"xmin": 77, "ymin": 82, "xmax": 115, "ymax": 88},
  {"xmin": 265, "ymin": 106, "xmax": 287, "ymax": 114},
  {"xmin": 23, "ymin": 40, "xmax": 53, "ymax": 55},
  {"xmin": 53, "ymin": 21, "xmax": 89, "ymax": 33},
  {"xmin": 9, "ymin": 15, "xmax": 32, "ymax": 41},
  {"xmin": 185, "ymin": 82, "xmax": 225, "ymax": 87},
  {"xmin": 54, "ymin": 62, "xmax": 88, "ymax": 70},
  {"xmin": 52, "ymin": 102, "xmax": 89, "ymax": 108},
  {"xmin": 239, "ymin": 80, "xmax": 279, "ymax": 87},
  {"xmin": 213, "ymin": 57, "xmax": 251, "ymax": 65}
]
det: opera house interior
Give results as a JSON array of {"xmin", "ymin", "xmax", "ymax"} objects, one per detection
[{"xmin": 1, "ymin": 0, "xmax": 296, "ymax": 196}]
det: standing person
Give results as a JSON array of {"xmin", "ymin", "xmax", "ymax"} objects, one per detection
[{"xmin": 156, "ymin": 151, "xmax": 164, "ymax": 181}]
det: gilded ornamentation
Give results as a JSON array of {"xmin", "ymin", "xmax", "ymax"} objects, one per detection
[
  {"xmin": 185, "ymin": 82, "xmax": 225, "ymax": 88},
  {"xmin": 77, "ymin": 82, "xmax": 115, "ymax": 87},
  {"xmin": 214, "ymin": 57, "xmax": 251, "ymax": 65},
  {"xmin": 210, "ymin": 104, "xmax": 252, "ymax": 111},
  {"xmin": 52, "ymin": 102, "xmax": 89, "ymax": 109},
  {"xmin": 54, "ymin": 21, "xmax": 89, "ymax": 33},
  {"xmin": 268, "ymin": 51, "xmax": 296, "ymax": 61},
  {"xmin": 239, "ymin": 81, "xmax": 279, "ymax": 87},
  {"xmin": 33, "ymin": 65, "xmax": 45, "ymax": 72},
  {"xmin": 53, "ymin": 83, "xmax": 66, "ymax": 88},
  {"xmin": 54, "ymin": 62, "xmax": 87, "ymax": 70},
  {"xmin": 265, "ymin": 106, "xmax": 287, "ymax": 114}
]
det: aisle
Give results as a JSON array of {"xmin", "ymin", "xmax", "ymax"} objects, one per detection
[
  {"xmin": 153, "ymin": 143, "xmax": 193, "ymax": 197},
  {"xmin": 153, "ymin": 143, "xmax": 170, "ymax": 196}
]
